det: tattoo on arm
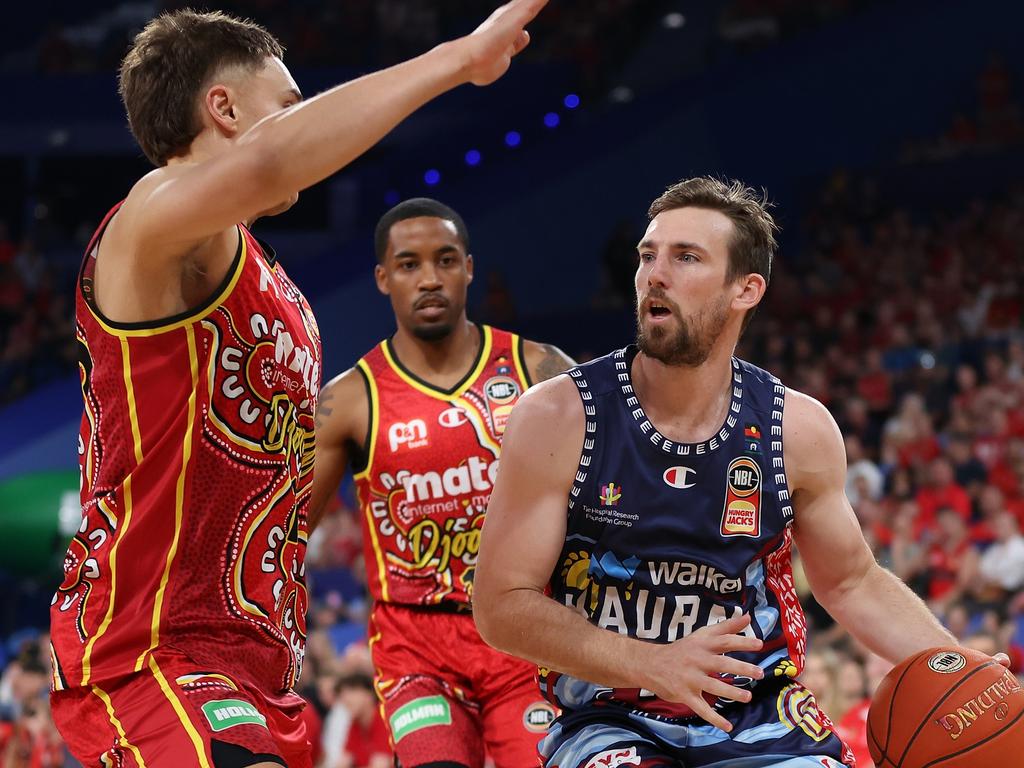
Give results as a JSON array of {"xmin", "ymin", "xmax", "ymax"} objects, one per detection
[
  {"xmin": 314, "ymin": 389, "xmax": 335, "ymax": 429},
  {"xmin": 533, "ymin": 344, "xmax": 575, "ymax": 383}
]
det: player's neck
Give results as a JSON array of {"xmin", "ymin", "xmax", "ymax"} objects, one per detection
[
  {"xmin": 632, "ymin": 343, "xmax": 736, "ymax": 444},
  {"xmin": 391, "ymin": 317, "xmax": 480, "ymax": 387}
]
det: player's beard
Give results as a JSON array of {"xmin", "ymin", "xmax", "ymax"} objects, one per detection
[
  {"xmin": 412, "ymin": 322, "xmax": 454, "ymax": 342},
  {"xmin": 636, "ymin": 292, "xmax": 730, "ymax": 367}
]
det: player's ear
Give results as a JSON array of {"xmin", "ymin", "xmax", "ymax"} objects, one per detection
[
  {"xmin": 732, "ymin": 273, "xmax": 766, "ymax": 314},
  {"xmin": 374, "ymin": 263, "xmax": 390, "ymax": 296},
  {"xmin": 204, "ymin": 83, "xmax": 240, "ymax": 137},
  {"xmin": 465, "ymin": 252, "xmax": 474, "ymax": 285}
]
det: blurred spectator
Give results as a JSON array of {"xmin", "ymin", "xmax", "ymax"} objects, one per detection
[
  {"xmin": 974, "ymin": 512, "xmax": 1024, "ymax": 605},
  {"xmin": 915, "ymin": 458, "xmax": 972, "ymax": 534},
  {"xmin": 926, "ymin": 507, "xmax": 980, "ymax": 614}
]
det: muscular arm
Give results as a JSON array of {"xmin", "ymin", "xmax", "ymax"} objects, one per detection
[
  {"xmin": 787, "ymin": 390, "xmax": 957, "ymax": 662},
  {"xmin": 128, "ymin": 0, "xmax": 548, "ymax": 257},
  {"xmin": 522, "ymin": 340, "xmax": 576, "ymax": 384},
  {"xmin": 309, "ymin": 369, "xmax": 369, "ymax": 532},
  {"xmin": 474, "ymin": 377, "xmax": 764, "ymax": 731}
]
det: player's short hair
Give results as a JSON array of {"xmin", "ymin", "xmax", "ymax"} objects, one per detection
[
  {"xmin": 374, "ymin": 198, "xmax": 470, "ymax": 263},
  {"xmin": 648, "ymin": 177, "xmax": 779, "ymax": 332},
  {"xmin": 335, "ymin": 672, "xmax": 375, "ymax": 694},
  {"xmin": 119, "ymin": 10, "xmax": 284, "ymax": 166}
]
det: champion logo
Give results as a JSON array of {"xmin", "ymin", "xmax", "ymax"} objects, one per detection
[
  {"xmin": 438, "ymin": 407, "xmax": 468, "ymax": 428},
  {"xmin": 663, "ymin": 466, "xmax": 696, "ymax": 489}
]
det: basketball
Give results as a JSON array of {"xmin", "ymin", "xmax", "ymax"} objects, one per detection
[{"xmin": 867, "ymin": 647, "xmax": 1024, "ymax": 767}]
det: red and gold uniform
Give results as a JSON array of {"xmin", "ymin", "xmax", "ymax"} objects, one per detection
[
  {"xmin": 50, "ymin": 204, "xmax": 321, "ymax": 768},
  {"xmin": 355, "ymin": 326, "xmax": 554, "ymax": 766}
]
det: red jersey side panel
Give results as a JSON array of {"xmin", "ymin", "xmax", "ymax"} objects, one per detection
[
  {"xmin": 52, "ymin": 208, "xmax": 321, "ymax": 696},
  {"xmin": 354, "ymin": 326, "xmax": 529, "ymax": 607}
]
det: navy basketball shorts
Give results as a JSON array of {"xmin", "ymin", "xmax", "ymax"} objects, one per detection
[{"xmin": 540, "ymin": 681, "xmax": 854, "ymax": 768}]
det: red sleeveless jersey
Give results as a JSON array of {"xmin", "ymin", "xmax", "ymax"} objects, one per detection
[
  {"xmin": 51, "ymin": 204, "xmax": 321, "ymax": 695},
  {"xmin": 354, "ymin": 325, "xmax": 529, "ymax": 607}
]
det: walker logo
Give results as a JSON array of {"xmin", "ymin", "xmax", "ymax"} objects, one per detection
[
  {"xmin": 583, "ymin": 747, "xmax": 640, "ymax": 768},
  {"xmin": 599, "ymin": 482, "xmax": 622, "ymax": 506},
  {"xmin": 438, "ymin": 407, "xmax": 468, "ymax": 428},
  {"xmin": 663, "ymin": 466, "xmax": 696, "ymax": 489},
  {"xmin": 200, "ymin": 699, "xmax": 268, "ymax": 732},
  {"xmin": 388, "ymin": 419, "xmax": 429, "ymax": 452},
  {"xmin": 390, "ymin": 695, "xmax": 452, "ymax": 742}
]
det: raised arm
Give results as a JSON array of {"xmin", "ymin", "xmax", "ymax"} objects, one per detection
[
  {"xmin": 474, "ymin": 376, "xmax": 764, "ymax": 732},
  {"xmin": 786, "ymin": 389, "xmax": 958, "ymax": 661},
  {"xmin": 131, "ymin": 0, "xmax": 548, "ymax": 254},
  {"xmin": 309, "ymin": 368, "xmax": 369, "ymax": 531},
  {"xmin": 522, "ymin": 339, "xmax": 576, "ymax": 384}
]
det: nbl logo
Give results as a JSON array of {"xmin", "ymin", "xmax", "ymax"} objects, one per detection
[{"xmin": 928, "ymin": 651, "xmax": 967, "ymax": 674}]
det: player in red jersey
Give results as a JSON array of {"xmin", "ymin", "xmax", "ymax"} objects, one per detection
[
  {"xmin": 48, "ymin": 4, "xmax": 549, "ymax": 767},
  {"xmin": 311, "ymin": 198, "xmax": 575, "ymax": 767}
]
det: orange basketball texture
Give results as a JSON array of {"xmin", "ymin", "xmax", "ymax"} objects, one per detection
[{"xmin": 867, "ymin": 647, "xmax": 1024, "ymax": 767}]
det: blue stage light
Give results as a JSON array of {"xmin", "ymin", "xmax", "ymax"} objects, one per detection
[
  {"xmin": 465, "ymin": 149, "xmax": 482, "ymax": 166},
  {"xmin": 544, "ymin": 112, "xmax": 560, "ymax": 128},
  {"xmin": 504, "ymin": 131, "xmax": 521, "ymax": 148},
  {"xmin": 563, "ymin": 93, "xmax": 580, "ymax": 109},
  {"xmin": 424, "ymin": 169, "xmax": 441, "ymax": 185}
]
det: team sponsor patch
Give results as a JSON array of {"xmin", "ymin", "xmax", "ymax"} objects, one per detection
[
  {"xmin": 389, "ymin": 695, "xmax": 452, "ymax": 742},
  {"xmin": 200, "ymin": 699, "xmax": 268, "ymax": 732},
  {"xmin": 584, "ymin": 747, "xmax": 641, "ymax": 768},
  {"xmin": 721, "ymin": 456, "xmax": 761, "ymax": 537},
  {"xmin": 599, "ymin": 482, "xmax": 622, "ymax": 506},
  {"xmin": 663, "ymin": 466, "xmax": 696, "ymax": 489},
  {"xmin": 483, "ymin": 375, "xmax": 521, "ymax": 435},
  {"xmin": 388, "ymin": 419, "xmax": 429, "ymax": 452},
  {"xmin": 523, "ymin": 700, "xmax": 557, "ymax": 732},
  {"xmin": 744, "ymin": 423, "xmax": 762, "ymax": 453}
]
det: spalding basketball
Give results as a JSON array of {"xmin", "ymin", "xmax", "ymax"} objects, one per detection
[{"xmin": 867, "ymin": 647, "xmax": 1024, "ymax": 767}]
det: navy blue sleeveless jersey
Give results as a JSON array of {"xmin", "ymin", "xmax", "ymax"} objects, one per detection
[{"xmin": 540, "ymin": 346, "xmax": 808, "ymax": 721}]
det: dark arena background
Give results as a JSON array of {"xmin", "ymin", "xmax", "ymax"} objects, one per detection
[{"xmin": 0, "ymin": 1, "xmax": 1022, "ymax": 765}]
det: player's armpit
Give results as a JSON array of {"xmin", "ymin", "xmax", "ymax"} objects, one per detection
[
  {"xmin": 308, "ymin": 368, "xmax": 369, "ymax": 531},
  {"xmin": 474, "ymin": 375, "xmax": 583, "ymax": 636},
  {"xmin": 522, "ymin": 340, "xmax": 576, "ymax": 384}
]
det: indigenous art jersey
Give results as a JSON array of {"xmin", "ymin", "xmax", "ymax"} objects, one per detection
[
  {"xmin": 51, "ymin": 203, "xmax": 321, "ymax": 695},
  {"xmin": 543, "ymin": 347, "xmax": 810, "ymax": 722},
  {"xmin": 353, "ymin": 325, "xmax": 529, "ymax": 607}
]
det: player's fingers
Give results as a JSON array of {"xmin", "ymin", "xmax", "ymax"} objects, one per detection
[
  {"xmin": 995, "ymin": 652, "xmax": 1012, "ymax": 668},
  {"xmin": 705, "ymin": 613, "xmax": 752, "ymax": 635},
  {"xmin": 712, "ymin": 633, "xmax": 764, "ymax": 655},
  {"xmin": 511, "ymin": 29, "xmax": 530, "ymax": 55},
  {"xmin": 689, "ymin": 697, "xmax": 733, "ymax": 733},
  {"xmin": 703, "ymin": 676, "xmax": 753, "ymax": 704},
  {"xmin": 714, "ymin": 657, "xmax": 767, "ymax": 681},
  {"xmin": 509, "ymin": 0, "xmax": 549, "ymax": 25}
]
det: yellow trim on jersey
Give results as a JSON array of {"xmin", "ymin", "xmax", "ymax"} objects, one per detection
[
  {"xmin": 91, "ymin": 685, "xmax": 149, "ymax": 768},
  {"xmin": 510, "ymin": 332, "xmax": 531, "ymax": 389},
  {"xmin": 97, "ymin": 498, "xmax": 118, "ymax": 529},
  {"xmin": 175, "ymin": 672, "xmax": 238, "ymax": 691},
  {"xmin": 147, "ymin": 656, "xmax": 212, "ymax": 767},
  {"xmin": 136, "ymin": 325, "xmax": 199, "ymax": 671},
  {"xmin": 380, "ymin": 325, "xmax": 494, "ymax": 401},
  {"xmin": 81, "ymin": 339, "xmax": 144, "ymax": 684},
  {"xmin": 84, "ymin": 229, "xmax": 247, "ymax": 339},
  {"xmin": 49, "ymin": 643, "xmax": 63, "ymax": 692},
  {"xmin": 451, "ymin": 394, "xmax": 501, "ymax": 458},
  {"xmin": 354, "ymin": 361, "xmax": 389, "ymax": 601}
]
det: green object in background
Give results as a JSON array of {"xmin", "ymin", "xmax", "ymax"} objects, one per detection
[{"xmin": 0, "ymin": 471, "xmax": 79, "ymax": 577}]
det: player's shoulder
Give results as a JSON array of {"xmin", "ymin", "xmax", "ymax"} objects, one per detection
[
  {"xmin": 316, "ymin": 366, "xmax": 369, "ymax": 437},
  {"xmin": 782, "ymin": 387, "xmax": 845, "ymax": 476},
  {"xmin": 518, "ymin": 337, "xmax": 576, "ymax": 384},
  {"xmin": 509, "ymin": 373, "xmax": 582, "ymax": 429},
  {"xmin": 320, "ymin": 365, "xmax": 369, "ymax": 402}
]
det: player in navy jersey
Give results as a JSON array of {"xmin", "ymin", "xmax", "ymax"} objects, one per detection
[{"xmin": 474, "ymin": 177, "xmax": 1010, "ymax": 767}]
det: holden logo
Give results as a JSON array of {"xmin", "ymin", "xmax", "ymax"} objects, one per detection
[
  {"xmin": 663, "ymin": 466, "xmax": 696, "ymax": 489},
  {"xmin": 927, "ymin": 651, "xmax": 967, "ymax": 674},
  {"xmin": 438, "ymin": 407, "xmax": 468, "ymax": 428}
]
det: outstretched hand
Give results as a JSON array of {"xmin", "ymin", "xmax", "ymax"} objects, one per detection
[{"xmin": 458, "ymin": 0, "xmax": 549, "ymax": 86}]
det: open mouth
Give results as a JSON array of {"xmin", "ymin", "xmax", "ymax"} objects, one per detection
[{"xmin": 646, "ymin": 301, "xmax": 673, "ymax": 319}]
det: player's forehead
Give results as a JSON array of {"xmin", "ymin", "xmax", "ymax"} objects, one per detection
[
  {"xmin": 386, "ymin": 217, "xmax": 463, "ymax": 254},
  {"xmin": 640, "ymin": 206, "xmax": 734, "ymax": 257},
  {"xmin": 235, "ymin": 55, "xmax": 300, "ymax": 99}
]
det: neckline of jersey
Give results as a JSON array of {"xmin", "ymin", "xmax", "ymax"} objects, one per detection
[
  {"xmin": 383, "ymin": 323, "xmax": 489, "ymax": 398},
  {"xmin": 618, "ymin": 345, "xmax": 744, "ymax": 455}
]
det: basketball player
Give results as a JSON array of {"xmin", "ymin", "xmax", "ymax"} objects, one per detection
[
  {"xmin": 310, "ymin": 198, "xmax": 575, "ymax": 766},
  {"xmin": 48, "ymin": 3, "xmax": 548, "ymax": 767},
  {"xmin": 473, "ymin": 177, "xmax": 1009, "ymax": 767}
]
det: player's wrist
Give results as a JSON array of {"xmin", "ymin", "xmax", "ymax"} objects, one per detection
[{"xmin": 424, "ymin": 39, "xmax": 474, "ymax": 90}]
